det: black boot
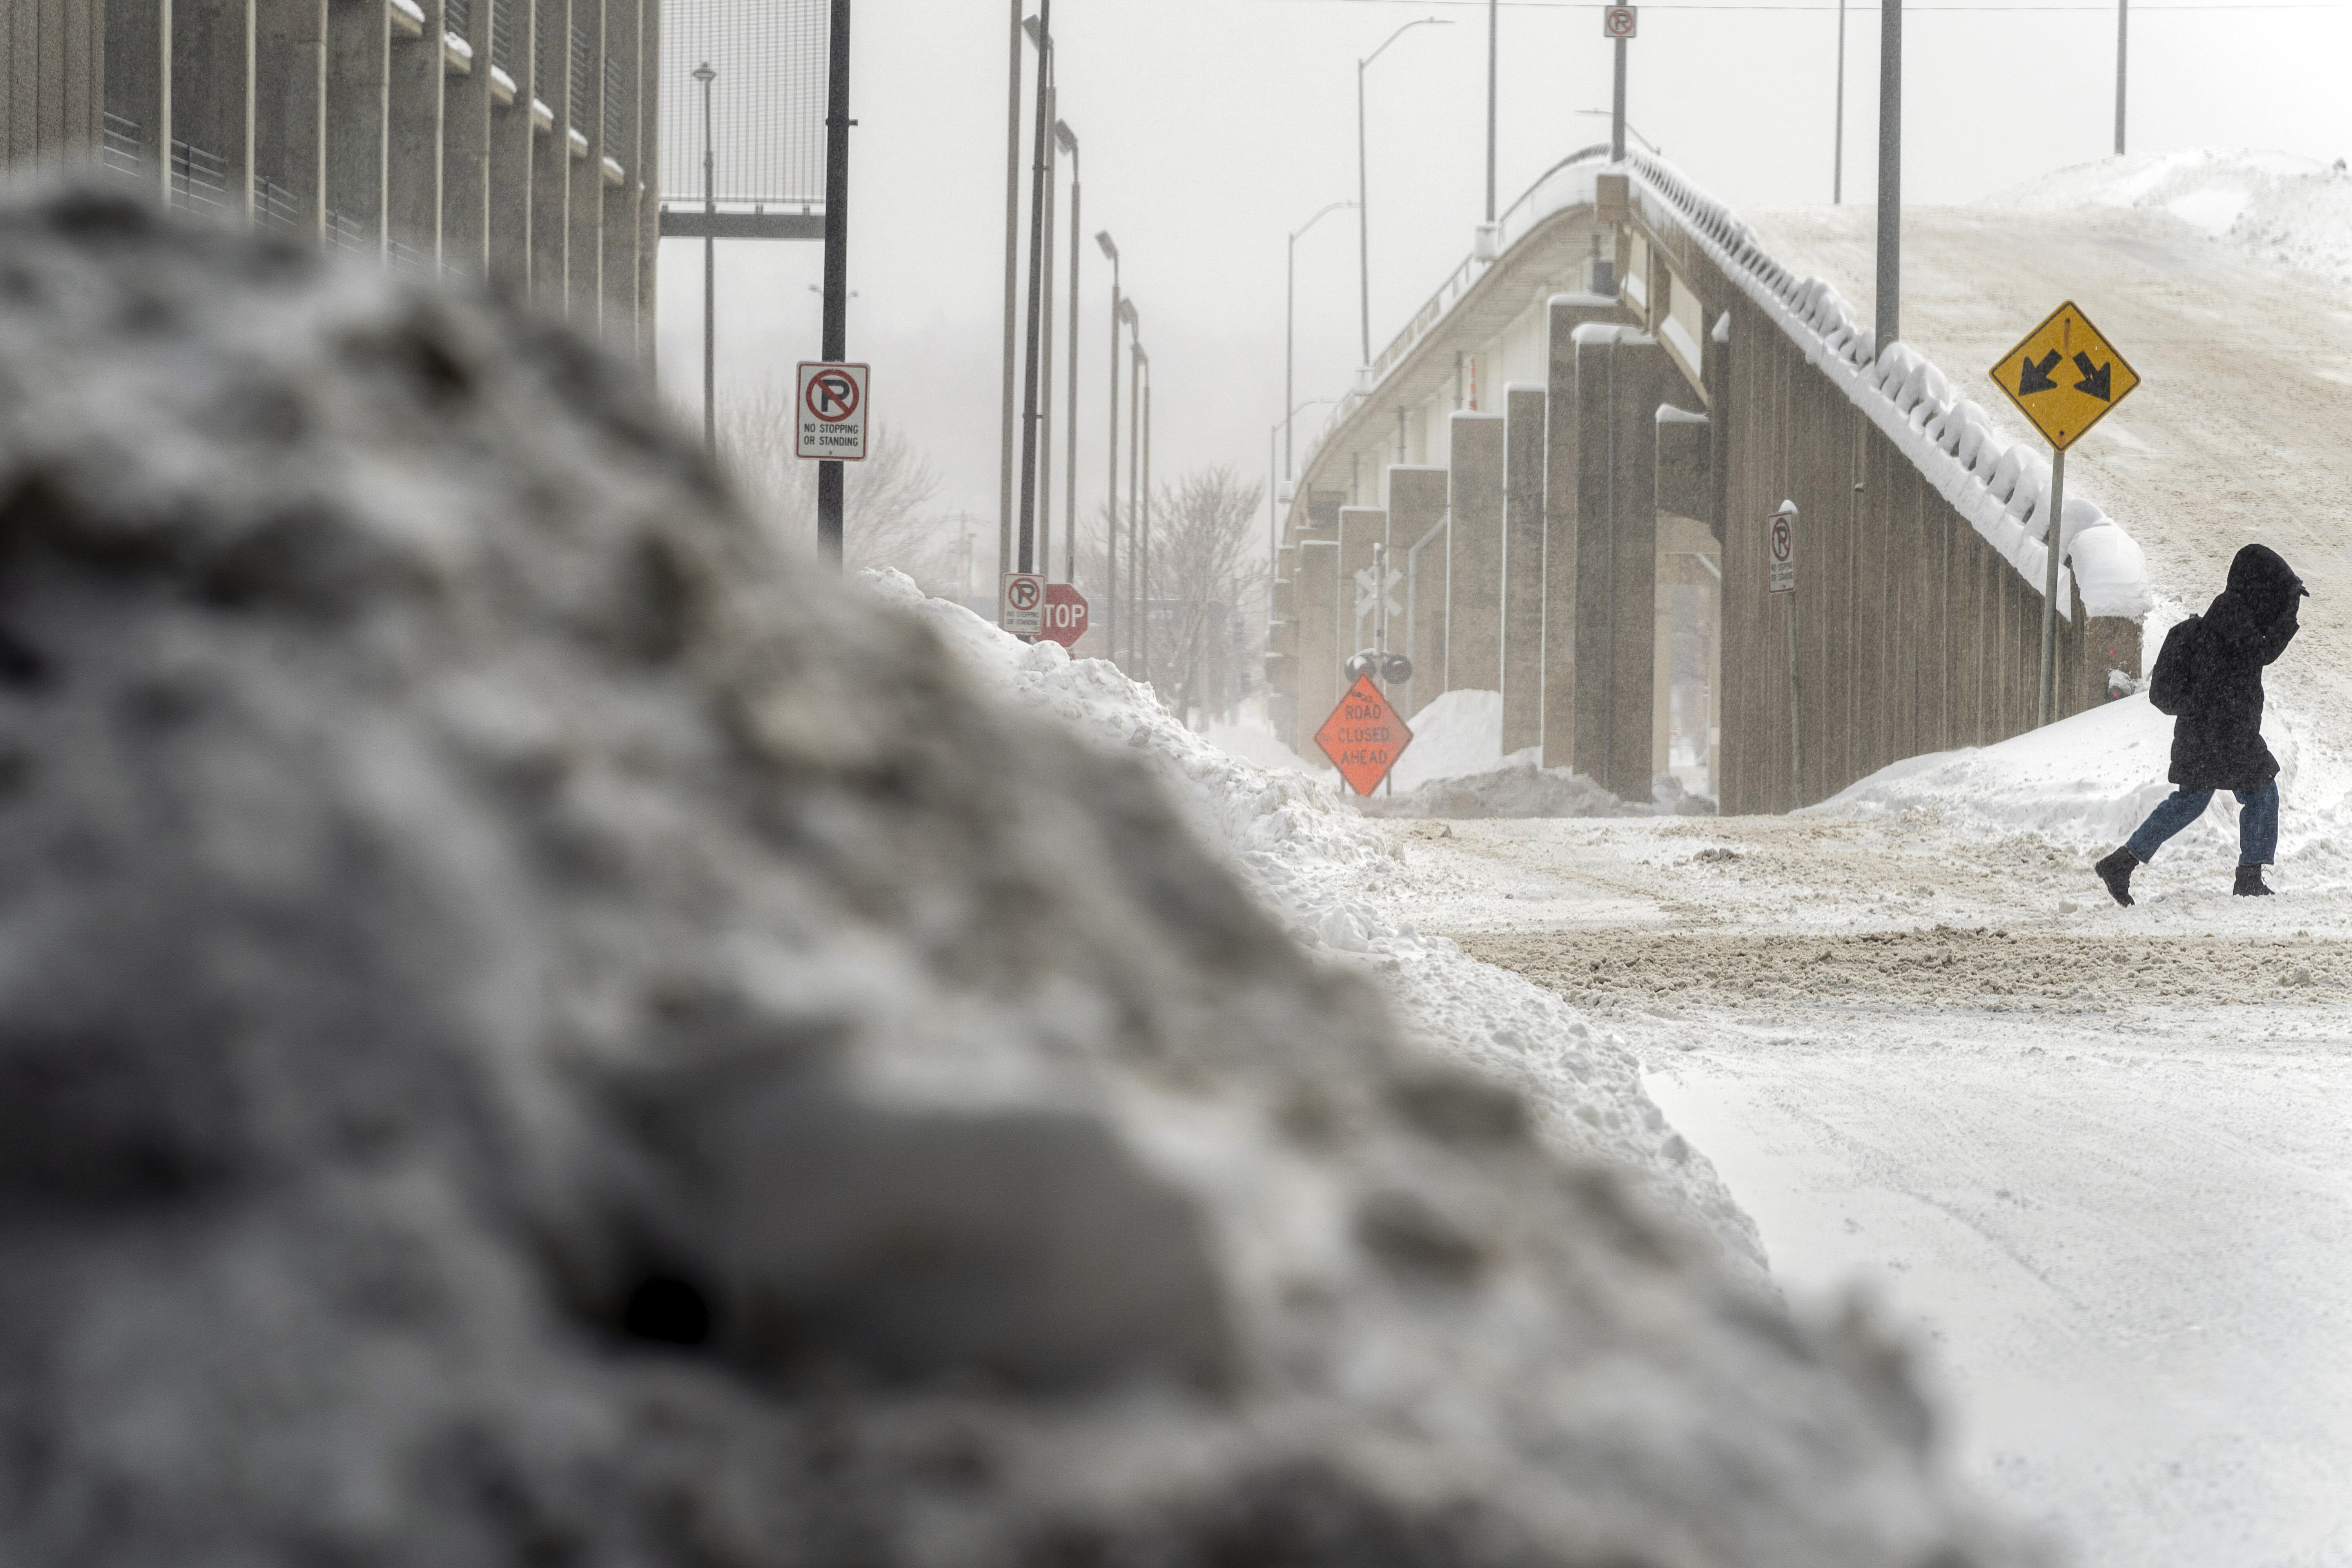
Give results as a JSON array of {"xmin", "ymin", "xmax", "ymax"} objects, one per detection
[
  {"xmin": 2094, "ymin": 846, "xmax": 2138, "ymax": 907},
  {"xmin": 2234, "ymin": 864, "xmax": 2274, "ymax": 897}
]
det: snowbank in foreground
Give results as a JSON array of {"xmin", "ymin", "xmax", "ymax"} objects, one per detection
[
  {"xmin": 1810, "ymin": 691, "xmax": 2352, "ymax": 876},
  {"xmin": 1992, "ymin": 149, "xmax": 2352, "ymax": 287},
  {"xmin": 867, "ymin": 572, "xmax": 1761, "ymax": 1270}
]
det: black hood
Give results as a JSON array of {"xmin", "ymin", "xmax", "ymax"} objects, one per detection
[{"xmin": 2208, "ymin": 543, "xmax": 2306, "ymax": 642}]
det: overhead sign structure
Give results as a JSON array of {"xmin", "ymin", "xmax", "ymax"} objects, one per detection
[
  {"xmin": 1315, "ymin": 675, "xmax": 1415, "ymax": 797},
  {"xmin": 1000, "ymin": 572, "xmax": 1045, "ymax": 636},
  {"xmin": 1767, "ymin": 502, "xmax": 1796, "ymax": 593},
  {"xmin": 1988, "ymin": 301, "xmax": 2138, "ymax": 452},
  {"xmin": 795, "ymin": 361, "xmax": 870, "ymax": 460},
  {"xmin": 1036, "ymin": 583, "xmax": 1090, "ymax": 648},
  {"xmin": 1989, "ymin": 301, "xmax": 2141, "ymax": 726},
  {"xmin": 1602, "ymin": 5, "xmax": 1638, "ymax": 37}
]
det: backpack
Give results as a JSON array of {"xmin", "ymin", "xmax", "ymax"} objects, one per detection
[{"xmin": 2148, "ymin": 615, "xmax": 2201, "ymax": 717}]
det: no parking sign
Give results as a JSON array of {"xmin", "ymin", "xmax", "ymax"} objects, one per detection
[{"xmin": 795, "ymin": 361, "xmax": 869, "ymax": 460}]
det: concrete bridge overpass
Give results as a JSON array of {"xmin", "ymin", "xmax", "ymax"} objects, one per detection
[{"xmin": 1270, "ymin": 151, "xmax": 2154, "ymax": 814}]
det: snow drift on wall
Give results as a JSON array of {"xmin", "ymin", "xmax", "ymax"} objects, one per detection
[{"xmin": 1993, "ymin": 149, "xmax": 2352, "ymax": 289}]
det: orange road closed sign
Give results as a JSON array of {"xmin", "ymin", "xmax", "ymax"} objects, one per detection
[{"xmin": 1315, "ymin": 675, "xmax": 1414, "ymax": 796}]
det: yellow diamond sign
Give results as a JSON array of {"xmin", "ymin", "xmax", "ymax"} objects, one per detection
[{"xmin": 1989, "ymin": 300, "xmax": 2139, "ymax": 451}]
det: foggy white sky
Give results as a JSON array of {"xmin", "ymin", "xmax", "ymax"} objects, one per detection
[{"xmin": 653, "ymin": 0, "xmax": 2352, "ymax": 535}]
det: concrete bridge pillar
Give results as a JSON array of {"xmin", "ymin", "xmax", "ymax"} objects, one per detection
[
  {"xmin": 1385, "ymin": 466, "xmax": 1448, "ymax": 717},
  {"xmin": 1294, "ymin": 531, "xmax": 1341, "ymax": 750},
  {"xmin": 1445, "ymin": 411, "xmax": 1506, "ymax": 701},
  {"xmin": 1655, "ymin": 407, "xmax": 1717, "ymax": 794},
  {"xmin": 102, "ymin": 4, "xmax": 172, "ymax": 198},
  {"xmin": 1572, "ymin": 324, "xmax": 1675, "ymax": 801},
  {"xmin": 1501, "ymin": 383, "xmax": 1546, "ymax": 756},
  {"xmin": 530, "ymin": 0, "xmax": 571, "ymax": 304},
  {"xmin": 566, "ymin": 0, "xmax": 604, "ymax": 323},
  {"xmin": 488, "ymin": 0, "xmax": 537, "ymax": 296},
  {"xmin": 1541, "ymin": 293, "xmax": 1633, "ymax": 772}
]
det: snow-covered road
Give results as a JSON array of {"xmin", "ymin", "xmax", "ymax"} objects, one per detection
[{"xmin": 1400, "ymin": 788, "xmax": 2352, "ymax": 1568}]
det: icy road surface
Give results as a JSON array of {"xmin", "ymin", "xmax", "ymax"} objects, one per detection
[{"xmin": 1395, "ymin": 797, "xmax": 2352, "ymax": 1568}]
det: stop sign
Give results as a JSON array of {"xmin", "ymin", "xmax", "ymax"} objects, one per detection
[{"xmin": 1037, "ymin": 583, "xmax": 1090, "ymax": 648}]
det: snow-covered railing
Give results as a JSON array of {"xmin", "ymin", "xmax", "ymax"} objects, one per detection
[
  {"xmin": 1619, "ymin": 150, "xmax": 2151, "ymax": 622},
  {"xmin": 1298, "ymin": 146, "xmax": 1614, "ymax": 485}
]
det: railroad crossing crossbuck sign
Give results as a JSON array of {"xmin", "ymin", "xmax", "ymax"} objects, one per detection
[
  {"xmin": 1354, "ymin": 565, "xmax": 1405, "ymax": 621},
  {"xmin": 1000, "ymin": 572, "xmax": 1045, "ymax": 636},
  {"xmin": 795, "ymin": 361, "xmax": 870, "ymax": 460},
  {"xmin": 1315, "ymin": 675, "xmax": 1414, "ymax": 797},
  {"xmin": 1988, "ymin": 302, "xmax": 2138, "ymax": 451},
  {"xmin": 1602, "ymin": 5, "xmax": 1638, "ymax": 38}
]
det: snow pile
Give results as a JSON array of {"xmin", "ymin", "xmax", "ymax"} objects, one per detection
[
  {"xmin": 1810, "ymin": 691, "xmax": 2352, "ymax": 875},
  {"xmin": 870, "ymin": 577, "xmax": 1761, "ymax": 1248},
  {"xmin": 1993, "ymin": 149, "xmax": 2352, "ymax": 286},
  {"xmin": 1627, "ymin": 151, "xmax": 2152, "ymax": 622},
  {"xmin": 1390, "ymin": 686, "xmax": 1505, "ymax": 790},
  {"xmin": 1365, "ymin": 748, "xmax": 1717, "ymax": 820}
]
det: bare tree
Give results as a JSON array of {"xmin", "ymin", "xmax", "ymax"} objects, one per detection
[
  {"xmin": 716, "ymin": 384, "xmax": 960, "ymax": 593},
  {"xmin": 1134, "ymin": 467, "xmax": 1266, "ymax": 727}
]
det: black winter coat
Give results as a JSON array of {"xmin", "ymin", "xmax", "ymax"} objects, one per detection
[{"xmin": 2169, "ymin": 543, "xmax": 2305, "ymax": 791}]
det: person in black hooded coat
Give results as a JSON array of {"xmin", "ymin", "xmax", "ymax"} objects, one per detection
[{"xmin": 2096, "ymin": 543, "xmax": 2306, "ymax": 904}]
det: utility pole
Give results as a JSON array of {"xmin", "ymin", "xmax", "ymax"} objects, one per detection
[
  {"xmin": 1875, "ymin": 0, "xmax": 1901, "ymax": 350},
  {"xmin": 1140, "ymin": 353, "xmax": 1152, "ymax": 683},
  {"xmin": 1833, "ymin": 0, "xmax": 1846, "ymax": 202},
  {"xmin": 695, "ymin": 62, "xmax": 715, "ymax": 455},
  {"xmin": 816, "ymin": 0, "xmax": 852, "ymax": 570},
  {"xmin": 1098, "ymin": 233, "xmax": 1122, "ymax": 662},
  {"xmin": 999, "ymin": 0, "xmax": 1022, "ymax": 579},
  {"xmin": 2114, "ymin": 0, "xmax": 2128, "ymax": 156},
  {"xmin": 1016, "ymin": 0, "xmax": 1054, "ymax": 577},
  {"xmin": 1036, "ymin": 68, "xmax": 1058, "ymax": 582},
  {"xmin": 1059, "ymin": 122, "xmax": 1081, "ymax": 583}
]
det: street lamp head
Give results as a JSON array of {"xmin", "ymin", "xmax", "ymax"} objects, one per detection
[
  {"xmin": 691, "ymin": 61, "xmax": 715, "ymax": 83},
  {"xmin": 1021, "ymin": 14, "xmax": 1046, "ymax": 48},
  {"xmin": 1361, "ymin": 16, "xmax": 1452, "ymax": 67},
  {"xmin": 1095, "ymin": 230, "xmax": 1118, "ymax": 262},
  {"xmin": 1116, "ymin": 297, "xmax": 1138, "ymax": 328},
  {"xmin": 1053, "ymin": 120, "xmax": 1077, "ymax": 154}
]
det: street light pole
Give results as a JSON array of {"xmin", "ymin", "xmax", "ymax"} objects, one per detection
[
  {"xmin": 1833, "ymin": 0, "xmax": 1846, "ymax": 202},
  {"xmin": 1139, "ymin": 348, "xmax": 1152, "ymax": 683},
  {"xmin": 1357, "ymin": 17, "xmax": 1451, "ymax": 366},
  {"xmin": 1098, "ymin": 232, "xmax": 1121, "ymax": 660},
  {"xmin": 1058, "ymin": 121, "xmax": 1080, "ymax": 583},
  {"xmin": 1485, "ymin": 0, "xmax": 1497, "ymax": 222},
  {"xmin": 1015, "ymin": 1, "xmax": 1055, "ymax": 579},
  {"xmin": 694, "ymin": 62, "xmax": 715, "ymax": 456},
  {"xmin": 1875, "ymin": 0, "xmax": 1901, "ymax": 350},
  {"xmin": 1287, "ymin": 200, "xmax": 1355, "ymax": 479},
  {"xmin": 1124, "ymin": 305, "xmax": 1141, "ymax": 666},
  {"xmin": 998, "ymin": 0, "xmax": 1022, "ymax": 580},
  {"xmin": 2114, "ymin": 0, "xmax": 2128, "ymax": 155}
]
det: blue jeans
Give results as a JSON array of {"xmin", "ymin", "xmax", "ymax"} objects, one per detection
[{"xmin": 2125, "ymin": 780, "xmax": 2279, "ymax": 866}]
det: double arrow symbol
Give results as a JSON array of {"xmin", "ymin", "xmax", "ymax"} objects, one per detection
[{"xmin": 2018, "ymin": 349, "xmax": 2114, "ymax": 402}]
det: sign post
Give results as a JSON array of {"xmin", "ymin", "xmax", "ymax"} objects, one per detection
[
  {"xmin": 1602, "ymin": 7, "xmax": 1637, "ymax": 162},
  {"xmin": 1989, "ymin": 300, "xmax": 2140, "ymax": 726},
  {"xmin": 1000, "ymin": 571, "xmax": 1045, "ymax": 637},
  {"xmin": 1315, "ymin": 675, "xmax": 1414, "ymax": 797},
  {"xmin": 795, "ymin": 361, "xmax": 871, "ymax": 461},
  {"xmin": 1768, "ymin": 500, "xmax": 1802, "ymax": 809}
]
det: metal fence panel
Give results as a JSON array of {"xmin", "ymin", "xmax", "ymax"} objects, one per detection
[{"xmin": 660, "ymin": 0, "xmax": 826, "ymax": 208}]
